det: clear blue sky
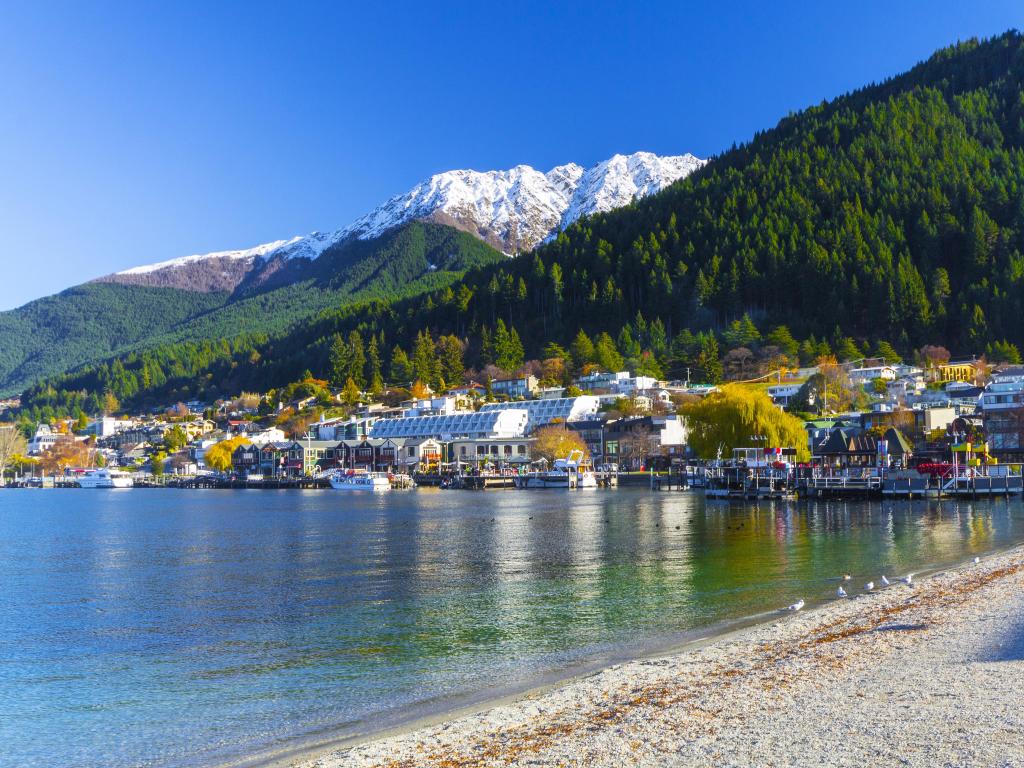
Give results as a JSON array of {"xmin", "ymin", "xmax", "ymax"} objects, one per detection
[{"xmin": 1, "ymin": 1, "xmax": 1022, "ymax": 310}]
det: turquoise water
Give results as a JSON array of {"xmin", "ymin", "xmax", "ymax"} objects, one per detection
[{"xmin": 2, "ymin": 488, "xmax": 1023, "ymax": 768}]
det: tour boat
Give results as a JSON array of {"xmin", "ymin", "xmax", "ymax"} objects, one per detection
[
  {"xmin": 328, "ymin": 470, "xmax": 392, "ymax": 491},
  {"xmin": 517, "ymin": 450, "xmax": 597, "ymax": 489},
  {"xmin": 77, "ymin": 469, "xmax": 134, "ymax": 489}
]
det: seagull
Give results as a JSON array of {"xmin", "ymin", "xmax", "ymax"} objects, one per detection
[
  {"xmin": 973, "ymin": 556, "xmax": 981, "ymax": 564},
  {"xmin": 864, "ymin": 581, "xmax": 875, "ymax": 592},
  {"xmin": 837, "ymin": 586, "xmax": 847, "ymax": 598},
  {"xmin": 903, "ymin": 574, "xmax": 914, "ymax": 585},
  {"xmin": 881, "ymin": 575, "xmax": 891, "ymax": 586},
  {"xmin": 787, "ymin": 599, "xmax": 805, "ymax": 611}
]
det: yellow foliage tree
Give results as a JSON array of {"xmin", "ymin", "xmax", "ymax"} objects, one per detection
[
  {"xmin": 205, "ymin": 436, "xmax": 250, "ymax": 472},
  {"xmin": 531, "ymin": 425, "xmax": 588, "ymax": 462},
  {"xmin": 680, "ymin": 384, "xmax": 810, "ymax": 461}
]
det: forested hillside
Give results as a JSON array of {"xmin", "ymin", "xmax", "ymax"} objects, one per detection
[
  {"xmin": 17, "ymin": 32, "xmax": 1024, "ymax": 418},
  {"xmin": 0, "ymin": 285, "xmax": 229, "ymax": 396},
  {"xmin": 0, "ymin": 222, "xmax": 502, "ymax": 397}
]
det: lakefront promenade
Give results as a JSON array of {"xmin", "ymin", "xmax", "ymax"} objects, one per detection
[{"xmin": 295, "ymin": 548, "xmax": 1024, "ymax": 768}]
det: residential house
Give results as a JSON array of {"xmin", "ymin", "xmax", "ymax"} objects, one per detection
[
  {"xmin": 28, "ymin": 424, "xmax": 63, "ymax": 455},
  {"xmin": 490, "ymin": 375, "xmax": 539, "ymax": 399},
  {"xmin": 937, "ymin": 359, "xmax": 978, "ymax": 383},
  {"xmin": 848, "ymin": 365, "xmax": 897, "ymax": 386},
  {"xmin": 767, "ymin": 384, "xmax": 802, "ymax": 409}
]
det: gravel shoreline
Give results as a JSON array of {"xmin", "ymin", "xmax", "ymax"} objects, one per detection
[{"xmin": 293, "ymin": 546, "xmax": 1024, "ymax": 768}]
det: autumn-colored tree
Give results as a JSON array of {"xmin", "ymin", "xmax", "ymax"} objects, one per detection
[
  {"xmin": 151, "ymin": 450, "xmax": 167, "ymax": 477},
  {"xmin": 39, "ymin": 438, "xmax": 94, "ymax": 475},
  {"xmin": 680, "ymin": 384, "xmax": 810, "ymax": 461},
  {"xmin": 0, "ymin": 425, "xmax": 27, "ymax": 485},
  {"xmin": 531, "ymin": 425, "xmax": 588, "ymax": 463},
  {"xmin": 409, "ymin": 380, "xmax": 431, "ymax": 399},
  {"xmin": 204, "ymin": 436, "xmax": 250, "ymax": 473}
]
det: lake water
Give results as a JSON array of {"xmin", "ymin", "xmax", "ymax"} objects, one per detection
[{"xmin": 3, "ymin": 488, "xmax": 1024, "ymax": 768}]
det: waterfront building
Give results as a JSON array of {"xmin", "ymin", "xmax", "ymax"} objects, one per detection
[
  {"xmin": 567, "ymin": 417, "xmax": 606, "ymax": 460},
  {"xmin": 369, "ymin": 409, "xmax": 529, "ymax": 440},
  {"xmin": 449, "ymin": 437, "xmax": 533, "ymax": 466},
  {"xmin": 601, "ymin": 415, "xmax": 687, "ymax": 469},
  {"xmin": 479, "ymin": 396, "xmax": 600, "ymax": 432},
  {"xmin": 398, "ymin": 437, "xmax": 444, "ymax": 473}
]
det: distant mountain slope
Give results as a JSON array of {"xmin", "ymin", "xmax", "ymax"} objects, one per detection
[
  {"xmin": 0, "ymin": 222, "xmax": 502, "ymax": 396},
  {"xmin": 92, "ymin": 151, "xmax": 704, "ymax": 294},
  {"xmin": 0, "ymin": 285, "xmax": 229, "ymax": 396}
]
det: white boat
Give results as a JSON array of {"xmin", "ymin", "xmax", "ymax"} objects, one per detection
[
  {"xmin": 329, "ymin": 471, "xmax": 392, "ymax": 491},
  {"xmin": 77, "ymin": 469, "xmax": 134, "ymax": 489},
  {"xmin": 517, "ymin": 451, "xmax": 597, "ymax": 489}
]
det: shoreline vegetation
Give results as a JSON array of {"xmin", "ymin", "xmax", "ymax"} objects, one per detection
[{"xmin": 279, "ymin": 547, "xmax": 1024, "ymax": 768}]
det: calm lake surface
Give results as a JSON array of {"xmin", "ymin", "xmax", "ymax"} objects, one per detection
[{"xmin": 3, "ymin": 488, "xmax": 1024, "ymax": 768}]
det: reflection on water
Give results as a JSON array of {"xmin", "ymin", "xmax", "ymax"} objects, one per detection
[{"xmin": 1, "ymin": 489, "xmax": 1022, "ymax": 768}]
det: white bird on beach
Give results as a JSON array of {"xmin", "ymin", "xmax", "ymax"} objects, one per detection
[
  {"xmin": 974, "ymin": 556, "xmax": 981, "ymax": 564},
  {"xmin": 864, "ymin": 581, "xmax": 875, "ymax": 592},
  {"xmin": 881, "ymin": 575, "xmax": 891, "ymax": 586},
  {"xmin": 837, "ymin": 586, "xmax": 847, "ymax": 598},
  {"xmin": 903, "ymin": 574, "xmax": 914, "ymax": 586},
  {"xmin": 787, "ymin": 599, "xmax": 805, "ymax": 611}
]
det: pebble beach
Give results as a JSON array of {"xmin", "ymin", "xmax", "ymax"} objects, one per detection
[{"xmin": 294, "ymin": 547, "xmax": 1024, "ymax": 768}]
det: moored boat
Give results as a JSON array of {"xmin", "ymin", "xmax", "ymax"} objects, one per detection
[
  {"xmin": 77, "ymin": 469, "xmax": 134, "ymax": 489},
  {"xmin": 328, "ymin": 470, "xmax": 392, "ymax": 491},
  {"xmin": 516, "ymin": 450, "xmax": 597, "ymax": 489}
]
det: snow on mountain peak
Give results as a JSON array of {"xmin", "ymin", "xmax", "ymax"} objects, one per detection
[
  {"xmin": 103, "ymin": 150, "xmax": 705, "ymax": 291},
  {"xmin": 336, "ymin": 150, "xmax": 705, "ymax": 253}
]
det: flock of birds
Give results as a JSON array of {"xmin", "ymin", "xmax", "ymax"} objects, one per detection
[{"xmin": 784, "ymin": 555, "xmax": 983, "ymax": 612}]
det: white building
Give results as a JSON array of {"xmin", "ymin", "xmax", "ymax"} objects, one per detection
[
  {"xmin": 479, "ymin": 396, "xmax": 600, "ymax": 432},
  {"xmin": 574, "ymin": 371, "xmax": 659, "ymax": 395},
  {"xmin": 369, "ymin": 409, "xmax": 529, "ymax": 440},
  {"xmin": 849, "ymin": 365, "xmax": 897, "ymax": 385},
  {"xmin": 766, "ymin": 384, "xmax": 802, "ymax": 408},
  {"xmin": 982, "ymin": 369, "xmax": 1024, "ymax": 412},
  {"xmin": 28, "ymin": 424, "xmax": 62, "ymax": 455},
  {"xmin": 248, "ymin": 427, "xmax": 287, "ymax": 445}
]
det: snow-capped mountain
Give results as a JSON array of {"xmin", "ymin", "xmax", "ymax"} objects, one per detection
[
  {"xmin": 100, "ymin": 151, "xmax": 705, "ymax": 292},
  {"xmin": 338, "ymin": 151, "xmax": 705, "ymax": 253}
]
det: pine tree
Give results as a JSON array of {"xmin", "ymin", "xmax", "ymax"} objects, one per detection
[
  {"xmin": 367, "ymin": 336, "xmax": 384, "ymax": 393},
  {"xmin": 569, "ymin": 330, "xmax": 595, "ymax": 370},
  {"xmin": 389, "ymin": 345, "xmax": 412, "ymax": 385},
  {"xmin": 347, "ymin": 330, "xmax": 366, "ymax": 388},
  {"xmin": 329, "ymin": 334, "xmax": 351, "ymax": 388},
  {"xmin": 696, "ymin": 335, "xmax": 722, "ymax": 384},
  {"xmin": 594, "ymin": 332, "xmax": 624, "ymax": 372}
]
